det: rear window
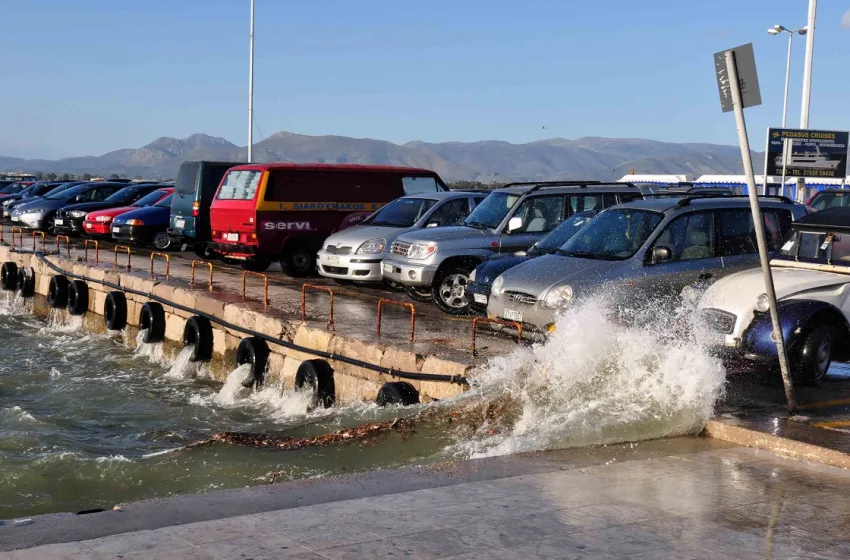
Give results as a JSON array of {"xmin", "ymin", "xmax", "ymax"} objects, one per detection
[
  {"xmin": 216, "ymin": 170, "xmax": 263, "ymax": 200},
  {"xmin": 46, "ymin": 184, "xmax": 86, "ymax": 200},
  {"xmin": 133, "ymin": 189, "xmax": 170, "ymax": 207},
  {"xmin": 175, "ymin": 163, "xmax": 200, "ymax": 195},
  {"xmin": 402, "ymin": 176, "xmax": 441, "ymax": 195},
  {"xmin": 155, "ymin": 194, "xmax": 174, "ymax": 208}
]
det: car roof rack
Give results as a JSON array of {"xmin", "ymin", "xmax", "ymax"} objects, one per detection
[
  {"xmin": 674, "ymin": 194, "xmax": 795, "ymax": 208},
  {"xmin": 499, "ymin": 180, "xmax": 601, "ymax": 192}
]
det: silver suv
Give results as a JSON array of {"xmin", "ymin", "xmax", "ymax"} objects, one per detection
[
  {"xmin": 487, "ymin": 195, "xmax": 809, "ymax": 334},
  {"xmin": 381, "ymin": 181, "xmax": 643, "ymax": 314},
  {"xmin": 317, "ymin": 191, "xmax": 485, "ymax": 284}
]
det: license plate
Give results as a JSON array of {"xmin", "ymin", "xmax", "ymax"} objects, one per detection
[
  {"xmin": 226, "ymin": 233, "xmax": 239, "ymax": 242},
  {"xmin": 176, "ymin": 219, "xmax": 185, "ymax": 228},
  {"xmin": 473, "ymin": 293, "xmax": 488, "ymax": 305},
  {"xmin": 325, "ymin": 255, "xmax": 340, "ymax": 265},
  {"xmin": 503, "ymin": 308, "xmax": 523, "ymax": 322},
  {"xmin": 54, "ymin": 219, "xmax": 64, "ymax": 226},
  {"xmin": 382, "ymin": 263, "xmax": 394, "ymax": 274},
  {"xmin": 705, "ymin": 332, "xmax": 728, "ymax": 346},
  {"xmin": 84, "ymin": 223, "xmax": 92, "ymax": 229},
  {"xmin": 11, "ymin": 216, "xmax": 18, "ymax": 222},
  {"xmin": 113, "ymin": 227, "xmax": 120, "ymax": 233}
]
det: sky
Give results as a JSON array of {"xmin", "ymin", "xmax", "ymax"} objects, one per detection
[{"xmin": 1, "ymin": 0, "xmax": 848, "ymax": 159}]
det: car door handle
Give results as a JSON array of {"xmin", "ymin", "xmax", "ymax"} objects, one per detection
[{"xmin": 698, "ymin": 273, "xmax": 713, "ymax": 280}]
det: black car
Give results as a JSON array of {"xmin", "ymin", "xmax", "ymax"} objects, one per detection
[
  {"xmin": 54, "ymin": 183, "xmax": 164, "ymax": 235},
  {"xmin": 11, "ymin": 182, "xmax": 127, "ymax": 231},
  {"xmin": 807, "ymin": 189, "xmax": 850, "ymax": 211},
  {"xmin": 466, "ymin": 210, "xmax": 598, "ymax": 312}
]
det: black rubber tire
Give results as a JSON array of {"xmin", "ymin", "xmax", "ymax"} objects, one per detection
[
  {"xmin": 294, "ymin": 359, "xmax": 336, "ymax": 409},
  {"xmin": 103, "ymin": 291, "xmax": 127, "ymax": 331},
  {"xmin": 405, "ymin": 285, "xmax": 433, "ymax": 303},
  {"xmin": 67, "ymin": 280, "xmax": 89, "ymax": 316},
  {"xmin": 376, "ymin": 381, "xmax": 419, "ymax": 407},
  {"xmin": 48, "ymin": 275, "xmax": 69, "ymax": 308},
  {"xmin": 236, "ymin": 336, "xmax": 270, "ymax": 388},
  {"xmin": 16, "ymin": 266, "xmax": 35, "ymax": 298},
  {"xmin": 183, "ymin": 315, "xmax": 214, "ymax": 362},
  {"xmin": 431, "ymin": 263, "xmax": 474, "ymax": 316},
  {"xmin": 241, "ymin": 259, "xmax": 271, "ymax": 273},
  {"xmin": 152, "ymin": 231, "xmax": 172, "ymax": 250},
  {"xmin": 139, "ymin": 302, "xmax": 166, "ymax": 343},
  {"xmin": 0, "ymin": 262, "xmax": 18, "ymax": 291},
  {"xmin": 280, "ymin": 243, "xmax": 316, "ymax": 277},
  {"xmin": 794, "ymin": 324, "xmax": 834, "ymax": 386}
]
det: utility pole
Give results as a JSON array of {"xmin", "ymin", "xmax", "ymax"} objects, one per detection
[
  {"xmin": 247, "ymin": 0, "xmax": 255, "ymax": 163},
  {"xmin": 796, "ymin": 0, "xmax": 817, "ymax": 202}
]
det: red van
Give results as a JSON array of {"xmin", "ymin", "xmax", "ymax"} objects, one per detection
[{"xmin": 208, "ymin": 163, "xmax": 448, "ymax": 275}]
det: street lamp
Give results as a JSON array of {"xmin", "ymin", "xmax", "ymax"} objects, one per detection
[{"xmin": 767, "ymin": 24, "xmax": 807, "ymax": 128}]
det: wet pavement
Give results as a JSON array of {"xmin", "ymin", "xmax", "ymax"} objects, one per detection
[{"xmin": 3, "ymin": 438, "xmax": 850, "ymax": 559}]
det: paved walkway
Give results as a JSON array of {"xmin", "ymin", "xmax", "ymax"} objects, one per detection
[{"xmin": 4, "ymin": 443, "xmax": 850, "ymax": 559}]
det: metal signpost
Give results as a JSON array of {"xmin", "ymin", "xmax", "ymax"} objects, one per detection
[{"xmin": 714, "ymin": 44, "xmax": 797, "ymax": 412}]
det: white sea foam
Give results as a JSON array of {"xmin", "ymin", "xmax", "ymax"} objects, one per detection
[{"xmin": 164, "ymin": 346, "xmax": 211, "ymax": 380}]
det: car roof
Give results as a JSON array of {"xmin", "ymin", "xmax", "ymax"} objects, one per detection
[
  {"xmin": 403, "ymin": 191, "xmax": 476, "ymax": 200},
  {"xmin": 810, "ymin": 189, "xmax": 850, "ymax": 195},
  {"xmin": 226, "ymin": 162, "xmax": 440, "ymax": 175},
  {"xmin": 794, "ymin": 206, "xmax": 850, "ymax": 229},
  {"xmin": 614, "ymin": 195, "xmax": 794, "ymax": 213},
  {"xmin": 495, "ymin": 181, "xmax": 637, "ymax": 195}
]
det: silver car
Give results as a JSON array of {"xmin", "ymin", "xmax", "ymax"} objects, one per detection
[
  {"xmin": 317, "ymin": 191, "xmax": 485, "ymax": 284},
  {"xmin": 487, "ymin": 196, "xmax": 809, "ymax": 334}
]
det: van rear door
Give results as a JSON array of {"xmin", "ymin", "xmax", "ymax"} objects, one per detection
[{"xmin": 210, "ymin": 169, "xmax": 264, "ymax": 246}]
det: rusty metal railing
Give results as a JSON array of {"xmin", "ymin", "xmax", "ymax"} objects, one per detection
[
  {"xmin": 191, "ymin": 260, "xmax": 214, "ymax": 291},
  {"xmin": 377, "ymin": 299, "xmax": 416, "ymax": 343},
  {"xmin": 55, "ymin": 235, "xmax": 70, "ymax": 258},
  {"xmin": 471, "ymin": 317, "xmax": 523, "ymax": 356},
  {"xmin": 242, "ymin": 270, "xmax": 269, "ymax": 306},
  {"xmin": 32, "ymin": 231, "xmax": 45, "ymax": 252},
  {"xmin": 10, "ymin": 227, "xmax": 23, "ymax": 248},
  {"xmin": 301, "ymin": 284, "xmax": 335, "ymax": 330},
  {"xmin": 150, "ymin": 252, "xmax": 170, "ymax": 278},
  {"xmin": 114, "ymin": 245, "xmax": 132, "ymax": 269},
  {"xmin": 83, "ymin": 239, "xmax": 99, "ymax": 264}
]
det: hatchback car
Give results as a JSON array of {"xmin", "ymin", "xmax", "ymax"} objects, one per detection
[
  {"xmin": 111, "ymin": 193, "xmax": 175, "ymax": 249},
  {"xmin": 487, "ymin": 196, "xmax": 807, "ymax": 334},
  {"xmin": 83, "ymin": 187, "xmax": 173, "ymax": 236}
]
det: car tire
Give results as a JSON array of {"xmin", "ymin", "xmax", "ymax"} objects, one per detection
[
  {"xmin": 431, "ymin": 264, "xmax": 474, "ymax": 316},
  {"xmin": 280, "ymin": 244, "xmax": 316, "ymax": 277},
  {"xmin": 152, "ymin": 232, "xmax": 172, "ymax": 250},
  {"xmin": 794, "ymin": 324, "xmax": 834, "ymax": 386},
  {"xmin": 241, "ymin": 259, "xmax": 271, "ymax": 273},
  {"xmin": 405, "ymin": 286, "xmax": 432, "ymax": 303}
]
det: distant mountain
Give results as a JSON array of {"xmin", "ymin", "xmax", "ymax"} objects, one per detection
[{"xmin": 0, "ymin": 132, "xmax": 762, "ymax": 182}]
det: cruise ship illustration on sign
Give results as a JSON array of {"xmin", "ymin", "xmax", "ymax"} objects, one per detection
[{"xmin": 774, "ymin": 146, "xmax": 841, "ymax": 170}]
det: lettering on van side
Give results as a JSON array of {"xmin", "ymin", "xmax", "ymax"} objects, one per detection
[
  {"xmin": 277, "ymin": 202, "xmax": 385, "ymax": 211},
  {"xmin": 262, "ymin": 221, "xmax": 315, "ymax": 231}
]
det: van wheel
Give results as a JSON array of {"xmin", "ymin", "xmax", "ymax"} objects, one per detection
[
  {"xmin": 241, "ymin": 259, "xmax": 270, "ymax": 272},
  {"xmin": 405, "ymin": 286, "xmax": 432, "ymax": 303},
  {"xmin": 431, "ymin": 264, "xmax": 473, "ymax": 315},
  {"xmin": 281, "ymin": 245, "xmax": 316, "ymax": 277}
]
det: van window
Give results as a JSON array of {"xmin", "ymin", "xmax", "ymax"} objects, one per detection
[
  {"xmin": 717, "ymin": 209, "xmax": 786, "ymax": 256},
  {"xmin": 216, "ymin": 170, "xmax": 263, "ymax": 200},
  {"xmin": 175, "ymin": 162, "xmax": 200, "ymax": 195},
  {"xmin": 402, "ymin": 176, "xmax": 440, "ymax": 195}
]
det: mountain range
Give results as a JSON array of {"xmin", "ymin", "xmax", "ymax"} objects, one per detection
[{"xmin": 0, "ymin": 132, "xmax": 762, "ymax": 182}]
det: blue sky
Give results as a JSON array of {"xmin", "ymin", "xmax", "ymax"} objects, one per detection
[{"xmin": 1, "ymin": 0, "xmax": 848, "ymax": 159}]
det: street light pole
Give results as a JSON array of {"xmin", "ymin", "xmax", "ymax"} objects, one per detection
[
  {"xmin": 781, "ymin": 31, "xmax": 793, "ymax": 127},
  {"xmin": 800, "ymin": 0, "xmax": 817, "ymax": 129},
  {"xmin": 247, "ymin": 0, "xmax": 255, "ymax": 163}
]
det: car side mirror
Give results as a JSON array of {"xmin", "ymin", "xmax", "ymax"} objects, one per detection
[
  {"xmin": 507, "ymin": 216, "xmax": 523, "ymax": 233},
  {"xmin": 651, "ymin": 246, "xmax": 672, "ymax": 264},
  {"xmin": 426, "ymin": 222, "xmax": 439, "ymax": 228}
]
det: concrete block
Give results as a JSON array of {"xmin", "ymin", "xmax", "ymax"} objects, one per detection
[
  {"xmin": 223, "ymin": 304, "xmax": 257, "ymax": 333},
  {"xmin": 281, "ymin": 356, "xmax": 300, "ymax": 388},
  {"xmin": 170, "ymin": 288, "xmax": 197, "ymax": 311},
  {"xmin": 164, "ymin": 312, "xmax": 187, "ymax": 344},
  {"xmin": 126, "ymin": 299, "xmax": 142, "ymax": 326},
  {"xmin": 419, "ymin": 379, "xmax": 466, "ymax": 401},
  {"xmin": 151, "ymin": 283, "xmax": 175, "ymax": 303},
  {"xmin": 212, "ymin": 329, "xmax": 227, "ymax": 357},
  {"xmin": 379, "ymin": 347, "xmax": 423, "ymax": 392},
  {"xmin": 266, "ymin": 351, "xmax": 286, "ymax": 385},
  {"xmin": 36, "ymin": 274, "xmax": 50, "ymax": 297},
  {"xmin": 253, "ymin": 314, "xmax": 287, "ymax": 340},
  {"xmin": 289, "ymin": 324, "xmax": 335, "ymax": 362},
  {"xmin": 193, "ymin": 295, "xmax": 225, "ymax": 319},
  {"xmin": 91, "ymin": 289, "xmax": 107, "ymax": 316},
  {"xmin": 333, "ymin": 373, "xmax": 381, "ymax": 405},
  {"xmin": 225, "ymin": 332, "xmax": 242, "ymax": 353}
]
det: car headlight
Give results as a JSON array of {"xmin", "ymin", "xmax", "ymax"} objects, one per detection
[
  {"xmin": 543, "ymin": 285, "xmax": 574, "ymax": 308},
  {"xmin": 491, "ymin": 275, "xmax": 504, "ymax": 297},
  {"xmin": 407, "ymin": 242, "xmax": 436, "ymax": 259},
  {"xmin": 95, "ymin": 215, "xmax": 112, "ymax": 222},
  {"xmin": 69, "ymin": 210, "xmax": 87, "ymax": 218},
  {"xmin": 356, "ymin": 238, "xmax": 386, "ymax": 255},
  {"xmin": 125, "ymin": 219, "xmax": 144, "ymax": 226},
  {"xmin": 756, "ymin": 293, "xmax": 770, "ymax": 312},
  {"xmin": 469, "ymin": 268, "xmax": 477, "ymax": 283}
]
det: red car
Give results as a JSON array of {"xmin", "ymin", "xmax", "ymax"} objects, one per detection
[{"xmin": 83, "ymin": 187, "xmax": 173, "ymax": 235}]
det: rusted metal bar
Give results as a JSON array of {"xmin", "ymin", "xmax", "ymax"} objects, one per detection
[
  {"xmin": 377, "ymin": 298, "xmax": 416, "ymax": 343},
  {"xmin": 55, "ymin": 235, "xmax": 70, "ymax": 258},
  {"xmin": 301, "ymin": 284, "xmax": 335, "ymax": 330},
  {"xmin": 10, "ymin": 227, "xmax": 23, "ymax": 248},
  {"xmin": 83, "ymin": 239, "xmax": 99, "ymax": 264},
  {"xmin": 471, "ymin": 317, "xmax": 523, "ymax": 356},
  {"xmin": 114, "ymin": 245, "xmax": 132, "ymax": 269},
  {"xmin": 191, "ymin": 260, "xmax": 214, "ymax": 291},
  {"xmin": 32, "ymin": 231, "xmax": 45, "ymax": 252},
  {"xmin": 149, "ymin": 251, "xmax": 170, "ymax": 278},
  {"xmin": 242, "ymin": 270, "xmax": 269, "ymax": 306}
]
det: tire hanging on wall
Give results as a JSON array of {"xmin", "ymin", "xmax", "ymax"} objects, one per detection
[
  {"xmin": 139, "ymin": 302, "xmax": 166, "ymax": 343},
  {"xmin": 376, "ymin": 381, "xmax": 419, "ymax": 407},
  {"xmin": 236, "ymin": 336, "xmax": 269, "ymax": 389},
  {"xmin": 1, "ymin": 262, "xmax": 18, "ymax": 291},
  {"xmin": 183, "ymin": 315, "xmax": 213, "ymax": 362},
  {"xmin": 48, "ymin": 275, "xmax": 69, "ymax": 309},
  {"xmin": 16, "ymin": 266, "xmax": 35, "ymax": 298},
  {"xmin": 103, "ymin": 291, "xmax": 128, "ymax": 331},
  {"xmin": 294, "ymin": 359, "xmax": 336, "ymax": 409},
  {"xmin": 67, "ymin": 280, "xmax": 89, "ymax": 316}
]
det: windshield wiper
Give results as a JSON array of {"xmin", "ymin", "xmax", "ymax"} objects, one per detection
[
  {"xmin": 557, "ymin": 250, "xmax": 619, "ymax": 261},
  {"xmin": 465, "ymin": 221, "xmax": 491, "ymax": 230}
]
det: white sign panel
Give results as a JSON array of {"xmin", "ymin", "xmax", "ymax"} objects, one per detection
[{"xmin": 714, "ymin": 43, "xmax": 762, "ymax": 113}]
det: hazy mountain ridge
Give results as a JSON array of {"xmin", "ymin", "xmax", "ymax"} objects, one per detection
[{"xmin": 0, "ymin": 132, "xmax": 760, "ymax": 181}]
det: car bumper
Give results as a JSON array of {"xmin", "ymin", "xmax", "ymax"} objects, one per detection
[
  {"xmin": 10, "ymin": 214, "xmax": 46, "ymax": 229},
  {"xmin": 83, "ymin": 221, "xmax": 112, "ymax": 235},
  {"xmin": 317, "ymin": 250, "xmax": 383, "ymax": 282},
  {"xmin": 486, "ymin": 294, "xmax": 558, "ymax": 333},
  {"xmin": 380, "ymin": 258, "xmax": 439, "ymax": 287},
  {"xmin": 466, "ymin": 282, "xmax": 491, "ymax": 313},
  {"xmin": 111, "ymin": 224, "xmax": 154, "ymax": 244},
  {"xmin": 53, "ymin": 217, "xmax": 85, "ymax": 235},
  {"xmin": 207, "ymin": 241, "xmax": 258, "ymax": 260}
]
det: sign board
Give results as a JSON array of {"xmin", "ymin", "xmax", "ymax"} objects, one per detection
[
  {"xmin": 765, "ymin": 128, "xmax": 849, "ymax": 178},
  {"xmin": 714, "ymin": 43, "xmax": 762, "ymax": 113}
]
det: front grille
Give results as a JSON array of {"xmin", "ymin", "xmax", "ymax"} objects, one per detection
[
  {"xmin": 505, "ymin": 291, "xmax": 538, "ymax": 305},
  {"xmin": 701, "ymin": 308, "xmax": 736, "ymax": 334},
  {"xmin": 324, "ymin": 245, "xmax": 352, "ymax": 255},
  {"xmin": 322, "ymin": 265, "xmax": 349, "ymax": 275},
  {"xmin": 391, "ymin": 241, "xmax": 411, "ymax": 257}
]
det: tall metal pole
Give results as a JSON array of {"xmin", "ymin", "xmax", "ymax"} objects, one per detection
[
  {"xmin": 247, "ymin": 0, "xmax": 255, "ymax": 163},
  {"xmin": 799, "ymin": 0, "xmax": 816, "ymax": 128},
  {"xmin": 781, "ymin": 32, "xmax": 793, "ymax": 128},
  {"xmin": 725, "ymin": 50, "xmax": 797, "ymax": 413}
]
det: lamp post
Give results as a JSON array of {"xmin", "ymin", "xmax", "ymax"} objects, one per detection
[
  {"xmin": 767, "ymin": 24, "xmax": 807, "ymax": 128},
  {"xmin": 247, "ymin": 0, "xmax": 255, "ymax": 163}
]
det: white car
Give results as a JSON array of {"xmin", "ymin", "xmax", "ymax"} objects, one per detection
[{"xmin": 698, "ymin": 207, "xmax": 850, "ymax": 385}]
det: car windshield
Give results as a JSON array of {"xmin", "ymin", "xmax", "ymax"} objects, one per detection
[
  {"xmin": 778, "ymin": 228, "xmax": 850, "ymax": 267},
  {"xmin": 810, "ymin": 192, "xmax": 850, "ymax": 211},
  {"xmin": 133, "ymin": 190, "xmax": 169, "ymax": 207},
  {"xmin": 155, "ymin": 194, "xmax": 174, "ymax": 208},
  {"xmin": 365, "ymin": 197, "xmax": 437, "ymax": 227},
  {"xmin": 464, "ymin": 192, "xmax": 521, "ymax": 229},
  {"xmin": 0, "ymin": 184, "xmax": 22, "ymax": 194},
  {"xmin": 532, "ymin": 211, "xmax": 597, "ymax": 253},
  {"xmin": 46, "ymin": 184, "xmax": 86, "ymax": 200},
  {"xmin": 558, "ymin": 208, "xmax": 663, "ymax": 260}
]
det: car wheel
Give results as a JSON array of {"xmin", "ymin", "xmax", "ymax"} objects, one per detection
[
  {"xmin": 152, "ymin": 232, "xmax": 172, "ymax": 250},
  {"xmin": 794, "ymin": 324, "xmax": 833, "ymax": 386},
  {"xmin": 431, "ymin": 264, "xmax": 473, "ymax": 316},
  {"xmin": 405, "ymin": 286, "xmax": 432, "ymax": 303},
  {"xmin": 281, "ymin": 245, "xmax": 316, "ymax": 277},
  {"xmin": 241, "ymin": 259, "xmax": 271, "ymax": 273}
]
